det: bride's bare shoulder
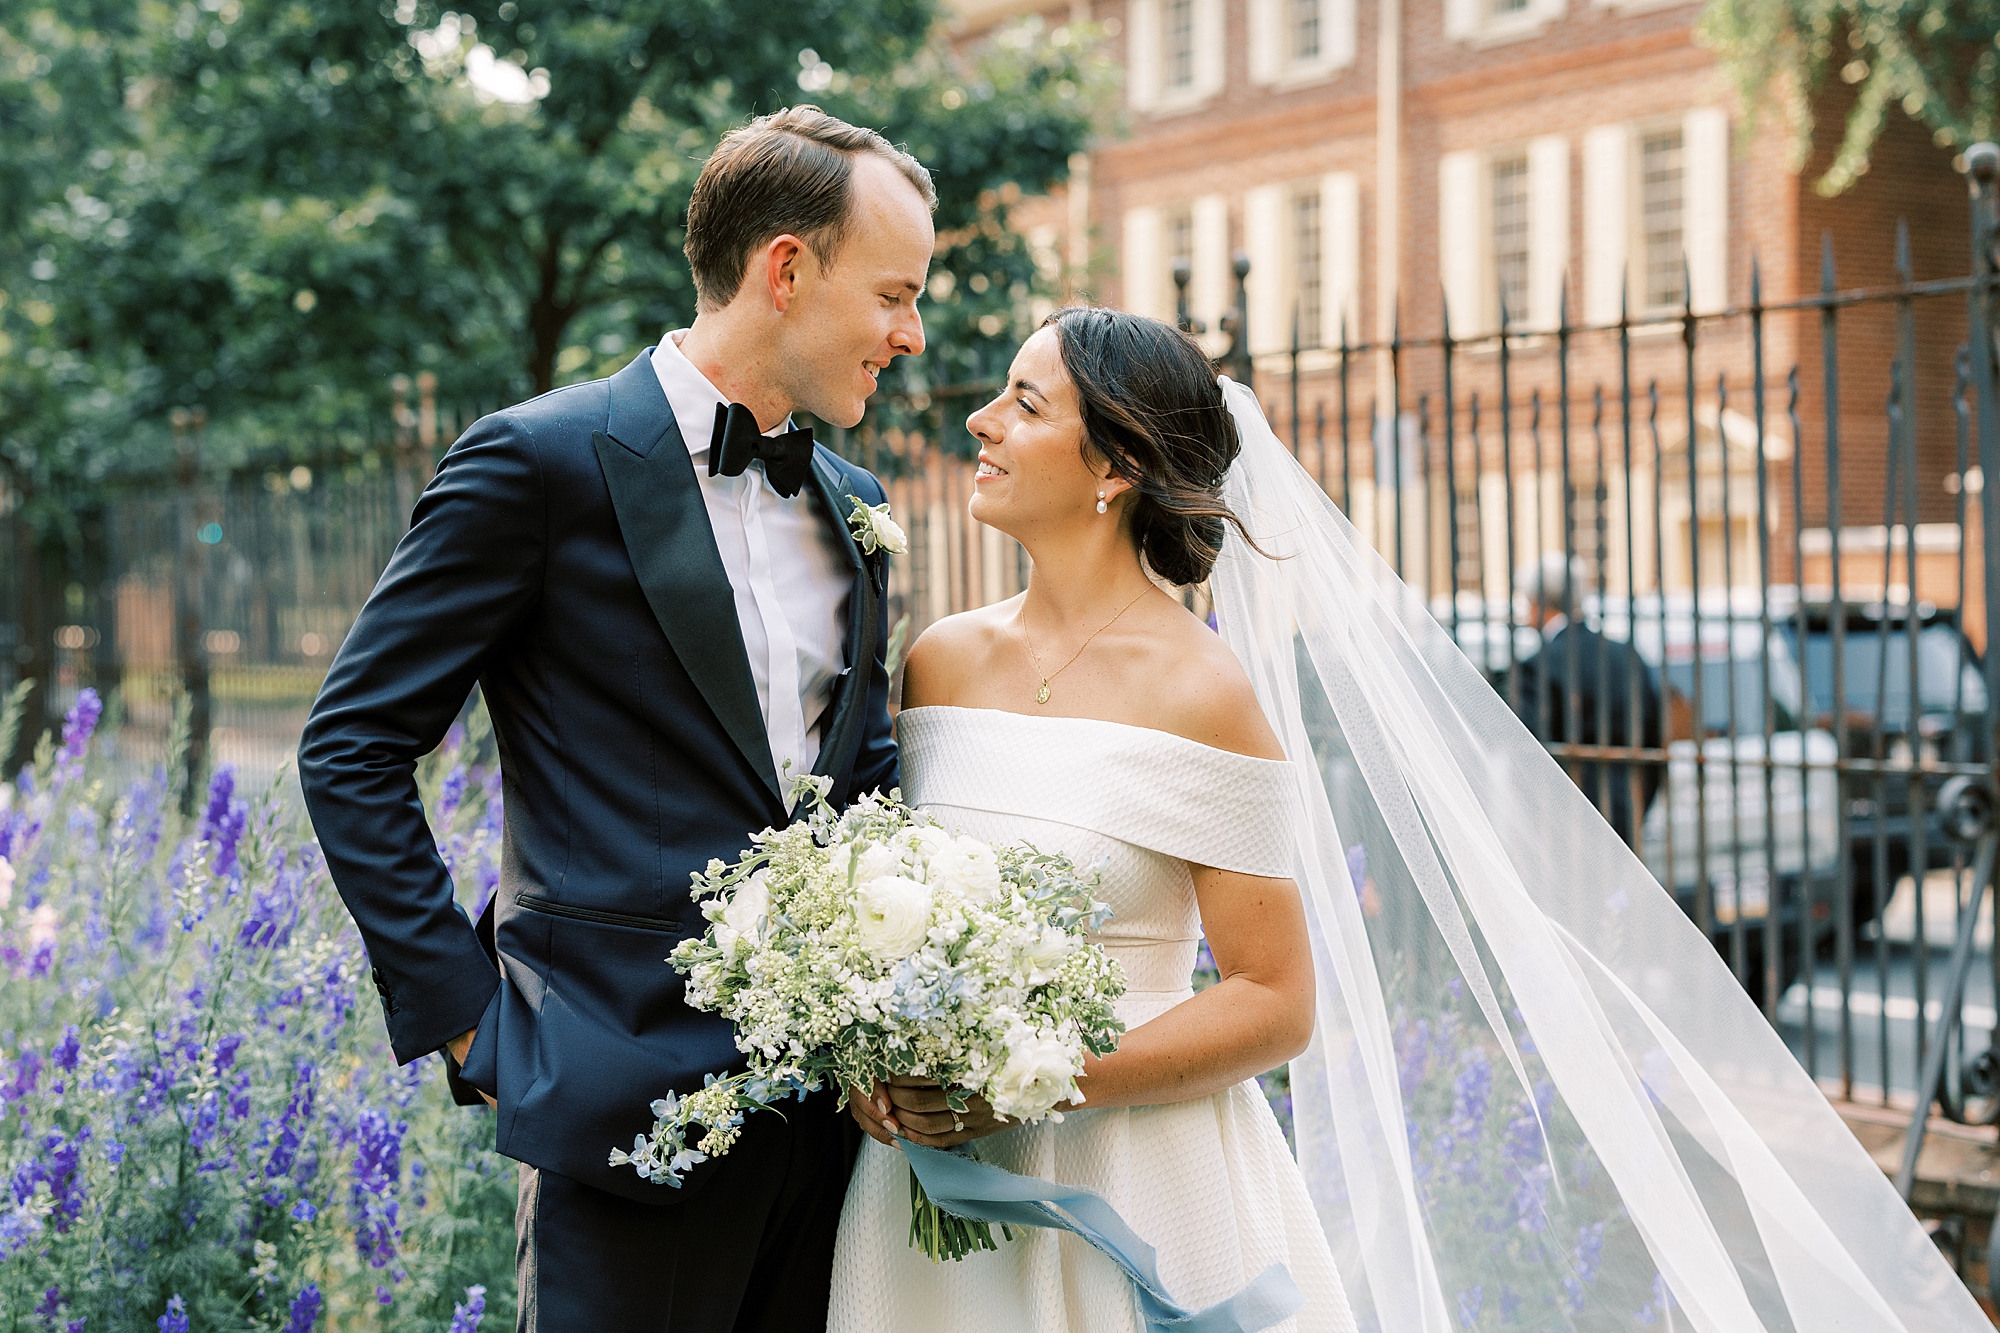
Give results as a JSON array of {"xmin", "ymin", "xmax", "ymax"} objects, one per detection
[
  {"xmin": 1139, "ymin": 601, "xmax": 1286, "ymax": 762},
  {"xmin": 899, "ymin": 599, "xmax": 1022, "ymax": 710}
]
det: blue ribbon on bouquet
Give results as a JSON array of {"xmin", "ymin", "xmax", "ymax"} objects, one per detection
[{"xmin": 902, "ymin": 1142, "xmax": 1303, "ymax": 1333}]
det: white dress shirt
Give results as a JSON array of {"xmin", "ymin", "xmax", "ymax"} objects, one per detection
[{"xmin": 650, "ymin": 334, "xmax": 852, "ymax": 798}]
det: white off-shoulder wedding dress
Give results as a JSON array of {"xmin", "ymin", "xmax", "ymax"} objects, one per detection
[{"xmin": 828, "ymin": 705, "xmax": 1355, "ymax": 1333}]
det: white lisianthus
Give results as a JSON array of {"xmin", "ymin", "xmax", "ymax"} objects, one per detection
[
  {"xmin": 930, "ymin": 836, "xmax": 1002, "ymax": 904},
  {"xmin": 855, "ymin": 875, "xmax": 932, "ymax": 960},
  {"xmin": 846, "ymin": 497, "xmax": 908, "ymax": 556},
  {"xmin": 989, "ymin": 1023, "xmax": 1082, "ymax": 1121}
]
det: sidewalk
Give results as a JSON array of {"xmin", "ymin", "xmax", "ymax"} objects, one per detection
[{"xmin": 1833, "ymin": 1092, "xmax": 2000, "ymax": 1322}]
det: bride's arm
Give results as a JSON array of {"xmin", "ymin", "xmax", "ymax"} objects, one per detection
[{"xmin": 1065, "ymin": 865, "xmax": 1314, "ymax": 1111}]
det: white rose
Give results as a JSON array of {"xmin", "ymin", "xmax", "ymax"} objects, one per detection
[
  {"xmin": 930, "ymin": 836, "xmax": 1002, "ymax": 904},
  {"xmin": 853, "ymin": 875, "xmax": 932, "ymax": 961},
  {"xmin": 864, "ymin": 505, "xmax": 908, "ymax": 555},
  {"xmin": 0, "ymin": 856, "xmax": 12, "ymax": 911},
  {"xmin": 987, "ymin": 1025, "xmax": 1081, "ymax": 1121}
]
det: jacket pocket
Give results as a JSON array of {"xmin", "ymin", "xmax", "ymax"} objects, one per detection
[{"xmin": 513, "ymin": 893, "xmax": 681, "ymax": 934}]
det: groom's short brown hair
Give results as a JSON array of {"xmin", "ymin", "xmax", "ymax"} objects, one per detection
[{"xmin": 684, "ymin": 105, "xmax": 936, "ymax": 312}]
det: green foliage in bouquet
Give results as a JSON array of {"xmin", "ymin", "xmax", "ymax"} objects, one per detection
[
  {"xmin": 612, "ymin": 778, "xmax": 1126, "ymax": 1262},
  {"xmin": 0, "ymin": 688, "xmax": 517, "ymax": 1330}
]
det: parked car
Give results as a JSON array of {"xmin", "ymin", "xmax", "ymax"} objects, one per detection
[
  {"xmin": 1434, "ymin": 588, "xmax": 1845, "ymax": 1004},
  {"xmin": 1772, "ymin": 599, "xmax": 1990, "ymax": 932}
]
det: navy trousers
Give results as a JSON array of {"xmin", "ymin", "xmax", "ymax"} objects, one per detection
[{"xmin": 514, "ymin": 1091, "xmax": 857, "ymax": 1331}]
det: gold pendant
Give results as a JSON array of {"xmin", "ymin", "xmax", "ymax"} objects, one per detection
[{"xmin": 1035, "ymin": 680, "xmax": 1051, "ymax": 705}]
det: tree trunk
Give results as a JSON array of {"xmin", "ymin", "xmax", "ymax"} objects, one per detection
[{"xmin": 4, "ymin": 521, "xmax": 59, "ymax": 778}]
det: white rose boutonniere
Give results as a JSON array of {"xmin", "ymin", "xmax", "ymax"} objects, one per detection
[{"xmin": 847, "ymin": 496, "xmax": 908, "ymax": 556}]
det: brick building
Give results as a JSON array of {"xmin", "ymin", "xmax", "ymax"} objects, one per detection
[{"xmin": 947, "ymin": 0, "xmax": 1973, "ymax": 615}]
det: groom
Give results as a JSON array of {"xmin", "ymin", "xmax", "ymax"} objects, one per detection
[{"xmin": 299, "ymin": 107, "xmax": 934, "ymax": 1329}]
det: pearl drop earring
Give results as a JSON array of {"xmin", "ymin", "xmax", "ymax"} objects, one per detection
[{"xmin": 1095, "ymin": 491, "xmax": 1108, "ymax": 514}]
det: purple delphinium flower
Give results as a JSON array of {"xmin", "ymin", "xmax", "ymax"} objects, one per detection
[
  {"xmin": 1564, "ymin": 1220, "xmax": 1607, "ymax": 1312},
  {"xmin": 54, "ymin": 689, "xmax": 103, "ymax": 785},
  {"xmin": 1636, "ymin": 1273, "xmax": 1675, "ymax": 1325},
  {"xmin": 51, "ymin": 1026, "xmax": 81, "ymax": 1075},
  {"xmin": 36, "ymin": 1285, "xmax": 64, "ymax": 1322},
  {"xmin": 449, "ymin": 1284, "xmax": 488, "ymax": 1333},
  {"xmin": 348, "ymin": 1107, "xmax": 406, "ymax": 1269},
  {"xmin": 157, "ymin": 1294, "xmax": 188, "ymax": 1333},
  {"xmin": 437, "ymin": 766, "xmax": 467, "ymax": 827},
  {"xmin": 282, "ymin": 1282, "xmax": 323, "ymax": 1333},
  {"xmin": 1456, "ymin": 1283, "xmax": 1482, "ymax": 1329},
  {"xmin": 1344, "ymin": 842, "xmax": 1367, "ymax": 897},
  {"xmin": 199, "ymin": 768, "xmax": 249, "ymax": 878}
]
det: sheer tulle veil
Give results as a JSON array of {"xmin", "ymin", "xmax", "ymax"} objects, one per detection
[{"xmin": 1207, "ymin": 377, "xmax": 1985, "ymax": 1331}]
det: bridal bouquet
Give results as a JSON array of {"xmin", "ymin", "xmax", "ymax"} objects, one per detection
[{"xmin": 611, "ymin": 777, "xmax": 1126, "ymax": 1259}]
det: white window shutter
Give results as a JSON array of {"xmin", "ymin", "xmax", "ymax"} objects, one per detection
[
  {"xmin": 1248, "ymin": 0, "xmax": 1280, "ymax": 84},
  {"xmin": 1582, "ymin": 125, "xmax": 1628, "ymax": 325},
  {"xmin": 1127, "ymin": 0, "xmax": 1160, "ymax": 111},
  {"xmin": 1192, "ymin": 194, "xmax": 1231, "ymax": 329},
  {"xmin": 1194, "ymin": 0, "xmax": 1228, "ymax": 100},
  {"xmin": 1527, "ymin": 134, "xmax": 1570, "ymax": 330},
  {"xmin": 1439, "ymin": 150, "xmax": 1484, "ymax": 336},
  {"xmin": 1685, "ymin": 107, "xmax": 1729, "ymax": 315},
  {"xmin": 1444, "ymin": 0, "xmax": 1480, "ymax": 40},
  {"xmin": 1322, "ymin": 171, "xmax": 1360, "ymax": 348},
  {"xmin": 1245, "ymin": 185, "xmax": 1287, "ymax": 355},
  {"xmin": 1122, "ymin": 206, "xmax": 1164, "ymax": 321}
]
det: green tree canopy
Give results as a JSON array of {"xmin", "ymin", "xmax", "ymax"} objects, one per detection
[
  {"xmin": 1700, "ymin": 0, "xmax": 1997, "ymax": 194},
  {"xmin": 0, "ymin": 0, "xmax": 1112, "ymax": 495}
]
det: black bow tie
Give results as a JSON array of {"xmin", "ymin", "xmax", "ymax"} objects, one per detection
[{"xmin": 708, "ymin": 402, "xmax": 814, "ymax": 498}]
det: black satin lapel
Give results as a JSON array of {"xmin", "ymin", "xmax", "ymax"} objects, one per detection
[
  {"xmin": 593, "ymin": 429, "xmax": 782, "ymax": 805},
  {"xmin": 808, "ymin": 452, "xmax": 877, "ymax": 783}
]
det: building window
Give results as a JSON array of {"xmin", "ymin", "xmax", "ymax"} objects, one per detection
[
  {"xmin": 1491, "ymin": 153, "xmax": 1531, "ymax": 325},
  {"xmin": 1165, "ymin": 0, "xmax": 1197, "ymax": 91},
  {"xmin": 1293, "ymin": 190, "xmax": 1323, "ymax": 345},
  {"xmin": 1640, "ymin": 128, "xmax": 1685, "ymax": 312},
  {"xmin": 1289, "ymin": 0, "xmax": 1322, "ymax": 61},
  {"xmin": 1489, "ymin": 0, "xmax": 1530, "ymax": 13}
]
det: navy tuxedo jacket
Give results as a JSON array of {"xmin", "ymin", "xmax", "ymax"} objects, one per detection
[{"xmin": 299, "ymin": 350, "xmax": 896, "ymax": 1203}]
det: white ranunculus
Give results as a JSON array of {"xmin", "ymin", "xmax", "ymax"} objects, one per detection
[
  {"xmin": 1019, "ymin": 924, "xmax": 1072, "ymax": 984},
  {"xmin": 988, "ymin": 1025, "xmax": 1081, "ymax": 1121},
  {"xmin": 720, "ymin": 874, "xmax": 771, "ymax": 948},
  {"xmin": 0, "ymin": 855, "xmax": 12, "ymax": 911},
  {"xmin": 905, "ymin": 824, "xmax": 952, "ymax": 864},
  {"xmin": 930, "ymin": 836, "xmax": 1002, "ymax": 904},
  {"xmin": 849, "ymin": 840, "xmax": 906, "ymax": 887},
  {"xmin": 854, "ymin": 874, "xmax": 933, "ymax": 961}
]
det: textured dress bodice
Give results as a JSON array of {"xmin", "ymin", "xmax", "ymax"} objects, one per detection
[
  {"xmin": 829, "ymin": 707, "xmax": 1353, "ymax": 1333},
  {"xmin": 898, "ymin": 705, "xmax": 1298, "ymax": 1023}
]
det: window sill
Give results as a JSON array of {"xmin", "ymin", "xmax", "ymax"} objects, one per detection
[
  {"xmin": 1141, "ymin": 88, "xmax": 1221, "ymax": 118},
  {"xmin": 1450, "ymin": 10, "xmax": 1561, "ymax": 47},
  {"xmin": 1263, "ymin": 57, "xmax": 1354, "ymax": 91}
]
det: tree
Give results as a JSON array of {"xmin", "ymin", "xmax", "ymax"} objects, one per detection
[
  {"xmin": 0, "ymin": 1, "xmax": 1112, "ymax": 768},
  {"xmin": 1700, "ymin": 0, "xmax": 1997, "ymax": 194}
]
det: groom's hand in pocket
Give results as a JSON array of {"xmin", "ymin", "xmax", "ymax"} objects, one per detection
[{"xmin": 881, "ymin": 1075, "xmax": 1008, "ymax": 1148}]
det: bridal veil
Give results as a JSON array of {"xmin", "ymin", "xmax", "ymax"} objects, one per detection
[{"xmin": 1207, "ymin": 377, "xmax": 1986, "ymax": 1331}]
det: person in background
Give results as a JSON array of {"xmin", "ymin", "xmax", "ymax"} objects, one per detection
[{"xmin": 1510, "ymin": 553, "xmax": 1662, "ymax": 846}]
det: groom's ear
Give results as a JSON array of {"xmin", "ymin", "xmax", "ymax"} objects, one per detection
[{"xmin": 762, "ymin": 233, "xmax": 814, "ymax": 314}]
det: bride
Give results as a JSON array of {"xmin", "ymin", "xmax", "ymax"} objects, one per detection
[{"xmin": 827, "ymin": 306, "xmax": 1983, "ymax": 1332}]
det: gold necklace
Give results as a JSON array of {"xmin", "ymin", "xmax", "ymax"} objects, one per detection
[{"xmin": 1019, "ymin": 586, "xmax": 1151, "ymax": 705}]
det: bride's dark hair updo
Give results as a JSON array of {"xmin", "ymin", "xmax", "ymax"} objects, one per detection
[{"xmin": 1043, "ymin": 305, "xmax": 1254, "ymax": 587}]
